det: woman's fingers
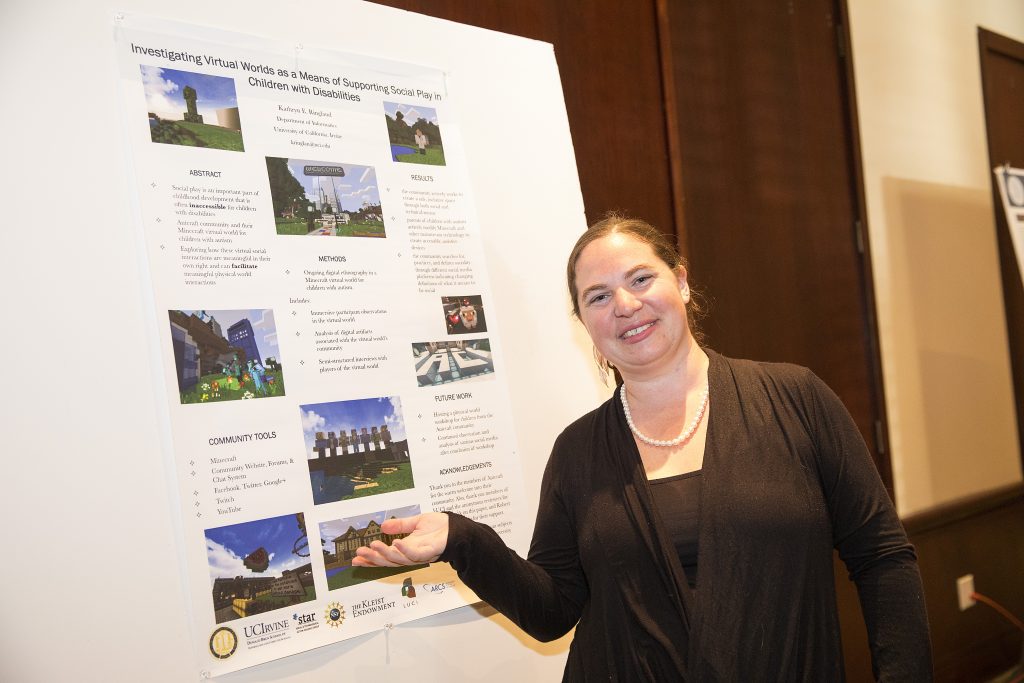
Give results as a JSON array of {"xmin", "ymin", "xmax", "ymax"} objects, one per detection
[
  {"xmin": 380, "ymin": 514, "xmax": 423, "ymax": 536},
  {"xmin": 392, "ymin": 535, "xmax": 442, "ymax": 564},
  {"xmin": 351, "ymin": 512, "xmax": 449, "ymax": 567},
  {"xmin": 352, "ymin": 541, "xmax": 409, "ymax": 567}
]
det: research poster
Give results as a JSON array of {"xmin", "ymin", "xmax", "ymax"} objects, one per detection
[
  {"xmin": 994, "ymin": 165, "xmax": 1024, "ymax": 290},
  {"xmin": 114, "ymin": 15, "xmax": 529, "ymax": 677}
]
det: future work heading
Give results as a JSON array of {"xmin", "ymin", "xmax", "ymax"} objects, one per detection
[{"xmin": 129, "ymin": 42, "xmax": 444, "ymax": 102}]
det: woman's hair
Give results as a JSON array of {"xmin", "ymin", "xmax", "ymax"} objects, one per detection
[{"xmin": 566, "ymin": 212, "xmax": 705, "ymax": 338}]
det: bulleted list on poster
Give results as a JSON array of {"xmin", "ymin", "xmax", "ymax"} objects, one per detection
[{"xmin": 115, "ymin": 14, "xmax": 528, "ymax": 678}]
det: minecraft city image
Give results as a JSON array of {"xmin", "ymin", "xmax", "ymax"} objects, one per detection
[
  {"xmin": 168, "ymin": 308, "xmax": 284, "ymax": 404},
  {"xmin": 265, "ymin": 157, "xmax": 385, "ymax": 237}
]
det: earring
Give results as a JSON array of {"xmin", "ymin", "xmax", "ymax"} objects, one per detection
[{"xmin": 593, "ymin": 346, "xmax": 610, "ymax": 386}]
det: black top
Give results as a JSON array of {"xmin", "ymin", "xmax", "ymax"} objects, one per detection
[
  {"xmin": 441, "ymin": 351, "xmax": 932, "ymax": 681},
  {"xmin": 650, "ymin": 470, "xmax": 702, "ymax": 588}
]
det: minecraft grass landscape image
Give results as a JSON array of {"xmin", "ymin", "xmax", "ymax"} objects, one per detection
[
  {"xmin": 141, "ymin": 65, "xmax": 244, "ymax": 151},
  {"xmin": 384, "ymin": 101, "xmax": 445, "ymax": 166}
]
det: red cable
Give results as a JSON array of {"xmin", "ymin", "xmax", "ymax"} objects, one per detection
[
  {"xmin": 971, "ymin": 591, "xmax": 1024, "ymax": 632},
  {"xmin": 967, "ymin": 592, "xmax": 1024, "ymax": 682}
]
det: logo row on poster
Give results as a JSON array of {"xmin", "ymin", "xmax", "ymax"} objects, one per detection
[{"xmin": 208, "ymin": 579, "xmax": 458, "ymax": 661}]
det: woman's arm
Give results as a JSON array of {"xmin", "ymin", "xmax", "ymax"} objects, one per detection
[
  {"xmin": 354, "ymin": 442, "xmax": 589, "ymax": 642},
  {"xmin": 808, "ymin": 371, "xmax": 933, "ymax": 681}
]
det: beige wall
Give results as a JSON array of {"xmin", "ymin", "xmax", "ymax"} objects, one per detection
[{"xmin": 849, "ymin": 0, "xmax": 1024, "ymax": 515}]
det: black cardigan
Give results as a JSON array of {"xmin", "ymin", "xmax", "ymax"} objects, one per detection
[{"xmin": 441, "ymin": 351, "xmax": 932, "ymax": 681}]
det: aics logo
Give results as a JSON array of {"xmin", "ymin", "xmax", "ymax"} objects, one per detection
[{"xmin": 422, "ymin": 580, "xmax": 456, "ymax": 595}]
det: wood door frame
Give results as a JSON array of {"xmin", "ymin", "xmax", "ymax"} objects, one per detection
[
  {"xmin": 654, "ymin": 0, "xmax": 894, "ymax": 497},
  {"xmin": 835, "ymin": 0, "xmax": 892, "ymax": 495}
]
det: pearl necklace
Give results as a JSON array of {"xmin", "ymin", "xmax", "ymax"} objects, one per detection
[{"xmin": 620, "ymin": 383, "xmax": 709, "ymax": 448}]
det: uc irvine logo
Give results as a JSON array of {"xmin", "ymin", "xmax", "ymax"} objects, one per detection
[
  {"xmin": 209, "ymin": 626, "xmax": 238, "ymax": 659},
  {"xmin": 324, "ymin": 602, "xmax": 346, "ymax": 628}
]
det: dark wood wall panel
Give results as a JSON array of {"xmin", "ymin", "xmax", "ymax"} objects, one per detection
[
  {"xmin": 908, "ymin": 486, "xmax": 1024, "ymax": 682},
  {"xmin": 979, "ymin": 28, "xmax": 1024, "ymax": 468},
  {"xmin": 658, "ymin": 0, "xmax": 886, "ymax": 476},
  {"xmin": 368, "ymin": 0, "xmax": 676, "ymax": 233},
  {"xmin": 835, "ymin": 486, "xmax": 1024, "ymax": 682}
]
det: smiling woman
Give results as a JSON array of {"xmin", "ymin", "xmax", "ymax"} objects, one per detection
[
  {"xmin": 354, "ymin": 214, "xmax": 933, "ymax": 681},
  {"xmin": 573, "ymin": 230, "xmax": 694, "ymax": 384}
]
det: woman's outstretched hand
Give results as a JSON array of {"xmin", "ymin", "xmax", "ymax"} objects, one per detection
[{"xmin": 352, "ymin": 512, "xmax": 449, "ymax": 567}]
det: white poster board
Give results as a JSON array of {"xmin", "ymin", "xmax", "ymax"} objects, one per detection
[
  {"xmin": 2, "ymin": 1, "xmax": 606, "ymax": 681},
  {"xmin": 115, "ymin": 13, "xmax": 537, "ymax": 676}
]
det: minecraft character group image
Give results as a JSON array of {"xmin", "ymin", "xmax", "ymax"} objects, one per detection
[{"xmin": 169, "ymin": 309, "xmax": 284, "ymax": 404}]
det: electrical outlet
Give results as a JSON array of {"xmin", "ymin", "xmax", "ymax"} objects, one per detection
[{"xmin": 957, "ymin": 574, "xmax": 976, "ymax": 610}]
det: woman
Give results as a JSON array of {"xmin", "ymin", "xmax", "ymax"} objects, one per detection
[{"xmin": 354, "ymin": 215, "xmax": 932, "ymax": 680}]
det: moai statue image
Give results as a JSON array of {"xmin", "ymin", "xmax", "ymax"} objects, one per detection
[
  {"xmin": 182, "ymin": 85, "xmax": 204, "ymax": 124},
  {"xmin": 350, "ymin": 428, "xmax": 359, "ymax": 453},
  {"xmin": 327, "ymin": 431, "xmax": 339, "ymax": 458},
  {"xmin": 338, "ymin": 430, "xmax": 351, "ymax": 457},
  {"xmin": 371, "ymin": 426, "xmax": 380, "ymax": 452}
]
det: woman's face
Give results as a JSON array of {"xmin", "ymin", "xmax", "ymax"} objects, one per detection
[{"xmin": 574, "ymin": 232, "xmax": 692, "ymax": 380}]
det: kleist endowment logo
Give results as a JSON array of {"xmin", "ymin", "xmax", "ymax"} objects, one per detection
[
  {"xmin": 209, "ymin": 626, "xmax": 238, "ymax": 659},
  {"xmin": 352, "ymin": 595, "xmax": 395, "ymax": 618},
  {"xmin": 324, "ymin": 602, "xmax": 346, "ymax": 628},
  {"xmin": 401, "ymin": 577, "xmax": 417, "ymax": 598}
]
